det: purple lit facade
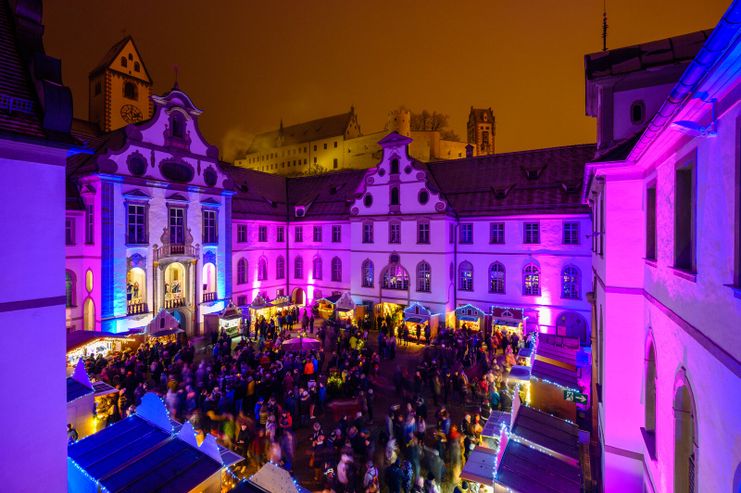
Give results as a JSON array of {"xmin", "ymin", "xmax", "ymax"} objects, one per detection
[{"xmin": 585, "ymin": 5, "xmax": 741, "ymax": 491}]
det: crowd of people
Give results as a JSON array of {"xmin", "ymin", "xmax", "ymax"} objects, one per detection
[{"xmin": 79, "ymin": 307, "xmax": 531, "ymax": 493}]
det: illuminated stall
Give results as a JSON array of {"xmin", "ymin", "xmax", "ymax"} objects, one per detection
[
  {"xmin": 148, "ymin": 309, "xmax": 184, "ymax": 339},
  {"xmin": 335, "ymin": 292, "xmax": 357, "ymax": 321},
  {"xmin": 490, "ymin": 306, "xmax": 526, "ymax": 336},
  {"xmin": 455, "ymin": 304, "xmax": 486, "ymax": 331},
  {"xmin": 248, "ymin": 294, "xmax": 274, "ymax": 323},
  {"xmin": 314, "ymin": 294, "xmax": 341, "ymax": 319},
  {"xmin": 66, "ymin": 331, "xmax": 137, "ymax": 367},
  {"xmin": 529, "ymin": 352, "xmax": 583, "ymax": 422},
  {"xmin": 314, "ymin": 292, "xmax": 356, "ymax": 321},
  {"xmin": 402, "ymin": 302, "xmax": 440, "ymax": 341},
  {"xmin": 67, "ymin": 359, "xmax": 96, "ymax": 440}
]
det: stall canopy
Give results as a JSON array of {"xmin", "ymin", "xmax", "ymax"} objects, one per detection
[
  {"xmin": 67, "ymin": 359, "xmax": 94, "ymax": 403},
  {"xmin": 66, "ymin": 331, "xmax": 132, "ymax": 353},
  {"xmin": 460, "ymin": 446, "xmax": 499, "ymax": 487},
  {"xmin": 249, "ymin": 294, "xmax": 271, "ymax": 311},
  {"xmin": 531, "ymin": 359, "xmax": 580, "ymax": 390},
  {"xmin": 403, "ymin": 302, "xmax": 432, "ymax": 324},
  {"xmin": 245, "ymin": 462, "xmax": 312, "ymax": 493},
  {"xmin": 491, "ymin": 306, "xmax": 525, "ymax": 327},
  {"xmin": 511, "ymin": 404, "xmax": 580, "ymax": 463},
  {"xmin": 270, "ymin": 296, "xmax": 293, "ymax": 309},
  {"xmin": 148, "ymin": 309, "xmax": 182, "ymax": 337},
  {"xmin": 455, "ymin": 304, "xmax": 485, "ymax": 322},
  {"xmin": 494, "ymin": 440, "xmax": 581, "ymax": 493},
  {"xmin": 335, "ymin": 292, "xmax": 356, "ymax": 312},
  {"xmin": 68, "ymin": 393, "xmax": 237, "ymax": 493}
]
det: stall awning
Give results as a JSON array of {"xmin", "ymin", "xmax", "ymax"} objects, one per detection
[
  {"xmin": 458, "ymin": 315, "xmax": 480, "ymax": 322},
  {"xmin": 66, "ymin": 331, "xmax": 132, "ymax": 353},
  {"xmin": 460, "ymin": 446, "xmax": 498, "ymax": 487},
  {"xmin": 511, "ymin": 405, "xmax": 580, "ymax": 462},
  {"xmin": 405, "ymin": 316, "xmax": 426, "ymax": 324},
  {"xmin": 494, "ymin": 440, "xmax": 581, "ymax": 493},
  {"xmin": 494, "ymin": 319, "xmax": 520, "ymax": 327}
]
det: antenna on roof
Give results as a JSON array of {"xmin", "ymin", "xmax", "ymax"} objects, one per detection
[
  {"xmin": 602, "ymin": 0, "xmax": 609, "ymax": 51},
  {"xmin": 172, "ymin": 64, "xmax": 180, "ymax": 90}
]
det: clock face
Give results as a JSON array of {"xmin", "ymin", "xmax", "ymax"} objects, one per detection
[{"xmin": 121, "ymin": 104, "xmax": 143, "ymax": 123}]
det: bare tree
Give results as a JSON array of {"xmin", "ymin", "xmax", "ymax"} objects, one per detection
[{"xmin": 407, "ymin": 108, "xmax": 460, "ymax": 140}]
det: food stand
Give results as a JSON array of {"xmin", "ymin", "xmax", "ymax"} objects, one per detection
[
  {"xmin": 455, "ymin": 304, "xmax": 486, "ymax": 331},
  {"xmin": 490, "ymin": 306, "xmax": 526, "ymax": 336},
  {"xmin": 66, "ymin": 331, "xmax": 138, "ymax": 367},
  {"xmin": 335, "ymin": 292, "xmax": 356, "ymax": 321},
  {"xmin": 248, "ymin": 294, "xmax": 274, "ymax": 323},
  {"xmin": 202, "ymin": 302, "xmax": 244, "ymax": 338},
  {"xmin": 402, "ymin": 302, "xmax": 440, "ymax": 341}
]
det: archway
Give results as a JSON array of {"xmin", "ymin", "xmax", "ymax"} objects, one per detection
[
  {"xmin": 202, "ymin": 262, "xmax": 216, "ymax": 294},
  {"xmin": 674, "ymin": 372, "xmax": 698, "ymax": 493},
  {"xmin": 126, "ymin": 267, "xmax": 146, "ymax": 312},
  {"xmin": 556, "ymin": 311, "xmax": 589, "ymax": 345},
  {"xmin": 291, "ymin": 287, "xmax": 305, "ymax": 306},
  {"xmin": 164, "ymin": 262, "xmax": 186, "ymax": 307}
]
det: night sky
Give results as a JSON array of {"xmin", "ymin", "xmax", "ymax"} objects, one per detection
[{"xmin": 44, "ymin": 0, "xmax": 729, "ymax": 160}]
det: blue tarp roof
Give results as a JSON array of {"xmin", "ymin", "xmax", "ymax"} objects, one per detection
[
  {"xmin": 68, "ymin": 416, "xmax": 222, "ymax": 493},
  {"xmin": 67, "ymin": 377, "xmax": 94, "ymax": 402}
]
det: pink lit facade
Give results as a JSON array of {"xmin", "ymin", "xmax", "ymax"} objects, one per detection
[
  {"xmin": 65, "ymin": 88, "xmax": 233, "ymax": 336},
  {"xmin": 228, "ymin": 131, "xmax": 594, "ymax": 342},
  {"xmin": 585, "ymin": 8, "xmax": 741, "ymax": 493}
]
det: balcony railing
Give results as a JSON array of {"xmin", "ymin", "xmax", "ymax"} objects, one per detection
[
  {"xmin": 154, "ymin": 243, "xmax": 199, "ymax": 261},
  {"xmin": 164, "ymin": 297, "xmax": 186, "ymax": 309},
  {"xmin": 203, "ymin": 292, "xmax": 216, "ymax": 303},
  {"xmin": 127, "ymin": 302, "xmax": 148, "ymax": 315}
]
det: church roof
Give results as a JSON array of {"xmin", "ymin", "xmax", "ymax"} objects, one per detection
[
  {"xmin": 89, "ymin": 35, "xmax": 153, "ymax": 82},
  {"xmin": 584, "ymin": 29, "xmax": 712, "ymax": 80},
  {"xmin": 247, "ymin": 110, "xmax": 354, "ymax": 152},
  {"xmin": 469, "ymin": 107, "xmax": 494, "ymax": 123},
  {"xmin": 425, "ymin": 144, "xmax": 595, "ymax": 216}
]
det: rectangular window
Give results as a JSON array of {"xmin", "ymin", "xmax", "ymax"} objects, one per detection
[
  {"xmin": 313, "ymin": 225, "xmax": 322, "ymax": 242},
  {"xmin": 362, "ymin": 222, "xmax": 374, "ymax": 244},
  {"xmin": 417, "ymin": 222, "xmax": 430, "ymax": 244},
  {"xmin": 85, "ymin": 205, "xmax": 94, "ymax": 244},
  {"xmin": 459, "ymin": 223, "xmax": 473, "ymax": 244},
  {"xmin": 646, "ymin": 186, "xmax": 657, "ymax": 260},
  {"xmin": 323, "ymin": 143, "xmax": 327, "ymax": 150},
  {"xmin": 490, "ymin": 222, "xmax": 505, "ymax": 244},
  {"xmin": 277, "ymin": 226, "xmax": 285, "ymax": 242},
  {"xmin": 259, "ymin": 226, "xmax": 267, "ymax": 242},
  {"xmin": 524, "ymin": 222, "xmax": 540, "ymax": 244},
  {"xmin": 169, "ymin": 207, "xmax": 185, "ymax": 244},
  {"xmin": 237, "ymin": 224, "xmax": 247, "ymax": 243},
  {"xmin": 449, "ymin": 223, "xmax": 455, "ymax": 244},
  {"xmin": 674, "ymin": 161, "xmax": 696, "ymax": 272},
  {"xmin": 127, "ymin": 204, "xmax": 147, "ymax": 244},
  {"xmin": 295, "ymin": 226, "xmax": 303, "ymax": 243},
  {"xmin": 563, "ymin": 222, "xmax": 580, "ymax": 245},
  {"xmin": 389, "ymin": 222, "xmax": 401, "ymax": 244},
  {"xmin": 65, "ymin": 218, "xmax": 75, "ymax": 246},
  {"xmin": 333, "ymin": 158, "xmax": 338, "ymax": 169},
  {"xmin": 332, "ymin": 225, "xmax": 341, "ymax": 243},
  {"xmin": 203, "ymin": 209, "xmax": 217, "ymax": 244}
]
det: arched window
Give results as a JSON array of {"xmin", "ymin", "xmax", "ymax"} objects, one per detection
[
  {"xmin": 65, "ymin": 270, "xmax": 76, "ymax": 307},
  {"xmin": 673, "ymin": 373, "xmax": 697, "ymax": 493},
  {"xmin": 258, "ymin": 256, "xmax": 268, "ymax": 281},
  {"xmin": 276, "ymin": 255, "xmax": 285, "ymax": 279},
  {"xmin": 459, "ymin": 261, "xmax": 473, "ymax": 291},
  {"xmin": 416, "ymin": 261, "xmax": 431, "ymax": 292},
  {"xmin": 294, "ymin": 256, "xmax": 303, "ymax": 279},
  {"xmin": 645, "ymin": 343, "xmax": 657, "ymax": 449},
  {"xmin": 202, "ymin": 263, "xmax": 216, "ymax": 293},
  {"xmin": 170, "ymin": 112, "xmax": 185, "ymax": 139},
  {"xmin": 123, "ymin": 81, "xmax": 137, "ymax": 100},
  {"xmin": 489, "ymin": 262, "xmax": 505, "ymax": 294},
  {"xmin": 331, "ymin": 257, "xmax": 342, "ymax": 282},
  {"xmin": 313, "ymin": 256, "xmax": 323, "ymax": 280},
  {"xmin": 134, "ymin": 61, "xmax": 140, "ymax": 72},
  {"xmin": 561, "ymin": 265, "xmax": 580, "ymax": 299},
  {"xmin": 361, "ymin": 259, "xmax": 374, "ymax": 288},
  {"xmin": 523, "ymin": 263, "xmax": 540, "ymax": 295},
  {"xmin": 83, "ymin": 298, "xmax": 95, "ymax": 331},
  {"xmin": 237, "ymin": 258, "xmax": 247, "ymax": 285},
  {"xmin": 120, "ymin": 56, "xmax": 127, "ymax": 67},
  {"xmin": 390, "ymin": 187, "xmax": 400, "ymax": 206},
  {"xmin": 390, "ymin": 158, "xmax": 399, "ymax": 174},
  {"xmin": 382, "ymin": 263, "xmax": 409, "ymax": 290}
]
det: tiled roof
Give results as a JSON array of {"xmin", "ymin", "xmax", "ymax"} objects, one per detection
[
  {"xmin": 223, "ymin": 164, "xmax": 288, "ymax": 219},
  {"xmin": 425, "ymin": 144, "xmax": 595, "ymax": 216},
  {"xmin": 248, "ymin": 111, "xmax": 353, "ymax": 152},
  {"xmin": 0, "ymin": 0, "xmax": 44, "ymax": 139},
  {"xmin": 89, "ymin": 36, "xmax": 131, "ymax": 76},
  {"xmin": 585, "ymin": 29, "xmax": 712, "ymax": 80},
  {"xmin": 286, "ymin": 168, "xmax": 366, "ymax": 220}
]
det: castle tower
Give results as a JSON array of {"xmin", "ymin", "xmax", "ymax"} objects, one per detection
[
  {"xmin": 88, "ymin": 36, "xmax": 153, "ymax": 132},
  {"xmin": 386, "ymin": 108, "xmax": 411, "ymax": 137},
  {"xmin": 467, "ymin": 107, "xmax": 496, "ymax": 156}
]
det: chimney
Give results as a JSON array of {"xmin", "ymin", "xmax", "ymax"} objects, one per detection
[{"xmin": 465, "ymin": 143, "xmax": 474, "ymax": 158}]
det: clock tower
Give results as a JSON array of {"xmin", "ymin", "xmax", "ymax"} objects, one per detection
[{"xmin": 88, "ymin": 36, "xmax": 152, "ymax": 132}]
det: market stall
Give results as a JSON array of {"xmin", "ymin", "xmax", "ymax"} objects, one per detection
[
  {"xmin": 314, "ymin": 295, "xmax": 340, "ymax": 319},
  {"xmin": 66, "ymin": 331, "xmax": 138, "ymax": 367},
  {"xmin": 335, "ymin": 292, "xmax": 357, "ymax": 321},
  {"xmin": 490, "ymin": 306, "xmax": 526, "ymax": 336},
  {"xmin": 281, "ymin": 336, "xmax": 322, "ymax": 352},
  {"xmin": 236, "ymin": 462, "xmax": 311, "ymax": 493},
  {"xmin": 455, "ymin": 304, "xmax": 486, "ymax": 331},
  {"xmin": 460, "ymin": 445, "xmax": 499, "ymax": 492},
  {"xmin": 248, "ymin": 294, "xmax": 274, "ymax": 325},
  {"xmin": 148, "ymin": 309, "xmax": 185, "ymax": 338},
  {"xmin": 67, "ymin": 359, "xmax": 96, "ymax": 439}
]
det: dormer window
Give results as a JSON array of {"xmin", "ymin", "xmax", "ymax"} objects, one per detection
[
  {"xmin": 390, "ymin": 158, "xmax": 399, "ymax": 175},
  {"xmin": 123, "ymin": 82, "xmax": 137, "ymax": 100},
  {"xmin": 631, "ymin": 100, "xmax": 645, "ymax": 124}
]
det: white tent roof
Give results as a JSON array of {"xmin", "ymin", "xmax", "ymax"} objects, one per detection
[{"xmin": 249, "ymin": 463, "xmax": 301, "ymax": 493}]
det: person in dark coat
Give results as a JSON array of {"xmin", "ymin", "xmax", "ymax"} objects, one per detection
[{"xmin": 384, "ymin": 459, "xmax": 404, "ymax": 493}]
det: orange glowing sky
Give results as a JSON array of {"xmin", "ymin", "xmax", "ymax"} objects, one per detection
[{"xmin": 44, "ymin": 0, "xmax": 730, "ymax": 160}]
